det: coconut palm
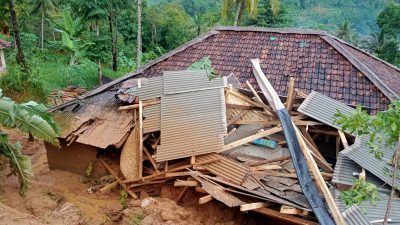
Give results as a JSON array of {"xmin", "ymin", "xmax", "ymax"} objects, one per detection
[
  {"xmin": 30, "ymin": 0, "xmax": 57, "ymax": 49},
  {"xmin": 336, "ymin": 20, "xmax": 353, "ymax": 42},
  {"xmin": 222, "ymin": 0, "xmax": 259, "ymax": 26},
  {"xmin": 0, "ymin": 89, "xmax": 59, "ymax": 195}
]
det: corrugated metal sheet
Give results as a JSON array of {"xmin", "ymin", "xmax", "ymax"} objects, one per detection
[
  {"xmin": 191, "ymin": 172, "xmax": 245, "ymax": 207},
  {"xmin": 196, "ymin": 153, "xmax": 249, "ymax": 185},
  {"xmin": 163, "ymin": 70, "xmax": 226, "ymax": 94},
  {"xmin": 333, "ymin": 190, "xmax": 400, "ymax": 224},
  {"xmin": 342, "ymin": 205, "xmax": 372, "ymax": 225},
  {"xmin": 53, "ymin": 91, "xmax": 133, "ymax": 148},
  {"xmin": 127, "ymin": 76, "xmax": 163, "ymax": 100},
  {"xmin": 333, "ymin": 153, "xmax": 387, "ymax": 189},
  {"xmin": 342, "ymin": 135, "xmax": 400, "ymax": 188},
  {"xmin": 143, "ymin": 104, "xmax": 160, "ymax": 134},
  {"xmin": 297, "ymin": 91, "xmax": 355, "ymax": 130},
  {"xmin": 156, "ymin": 88, "xmax": 227, "ymax": 162}
]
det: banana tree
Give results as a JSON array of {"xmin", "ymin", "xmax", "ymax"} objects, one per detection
[
  {"xmin": 51, "ymin": 9, "xmax": 93, "ymax": 65},
  {"xmin": 0, "ymin": 89, "xmax": 60, "ymax": 195}
]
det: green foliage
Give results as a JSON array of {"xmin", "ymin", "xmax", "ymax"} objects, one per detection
[
  {"xmin": 188, "ymin": 56, "xmax": 218, "ymax": 80},
  {"xmin": 340, "ymin": 179, "xmax": 380, "ymax": 208},
  {"xmin": 0, "ymin": 89, "xmax": 60, "ymax": 195},
  {"xmin": 335, "ymin": 101, "xmax": 400, "ymax": 160},
  {"xmin": 119, "ymin": 190, "xmax": 128, "ymax": 208},
  {"xmin": 245, "ymin": 0, "xmax": 292, "ymax": 27},
  {"xmin": 129, "ymin": 212, "xmax": 145, "ymax": 225},
  {"xmin": 362, "ymin": 31, "xmax": 399, "ymax": 64},
  {"xmin": 58, "ymin": 59, "xmax": 99, "ymax": 89},
  {"xmin": 377, "ymin": 2, "xmax": 400, "ymax": 37},
  {"xmin": 336, "ymin": 20, "xmax": 354, "ymax": 42}
]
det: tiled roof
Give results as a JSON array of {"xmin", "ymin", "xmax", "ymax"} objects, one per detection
[
  {"xmin": 0, "ymin": 39, "xmax": 12, "ymax": 49},
  {"xmin": 52, "ymin": 26, "xmax": 400, "ymax": 113}
]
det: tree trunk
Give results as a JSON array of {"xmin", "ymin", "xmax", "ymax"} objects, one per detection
[
  {"xmin": 233, "ymin": 1, "xmax": 243, "ymax": 26},
  {"xmin": 98, "ymin": 60, "xmax": 103, "ymax": 85},
  {"xmin": 109, "ymin": 13, "xmax": 117, "ymax": 71},
  {"xmin": 8, "ymin": 0, "xmax": 27, "ymax": 70},
  {"xmin": 383, "ymin": 136, "xmax": 400, "ymax": 225},
  {"xmin": 41, "ymin": 8, "xmax": 44, "ymax": 50},
  {"xmin": 136, "ymin": 0, "xmax": 142, "ymax": 67}
]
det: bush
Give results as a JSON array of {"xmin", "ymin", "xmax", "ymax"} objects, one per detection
[
  {"xmin": 0, "ymin": 62, "xmax": 47, "ymax": 103},
  {"xmin": 57, "ymin": 59, "xmax": 99, "ymax": 89}
]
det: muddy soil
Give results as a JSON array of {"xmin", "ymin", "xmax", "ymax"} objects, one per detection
[{"xmin": 0, "ymin": 130, "xmax": 270, "ymax": 225}]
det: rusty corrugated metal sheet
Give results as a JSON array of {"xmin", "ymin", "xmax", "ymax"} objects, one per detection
[
  {"xmin": 54, "ymin": 91, "xmax": 133, "ymax": 149},
  {"xmin": 156, "ymin": 88, "xmax": 227, "ymax": 161},
  {"xmin": 163, "ymin": 70, "xmax": 226, "ymax": 94},
  {"xmin": 143, "ymin": 104, "xmax": 160, "ymax": 134},
  {"xmin": 196, "ymin": 153, "xmax": 249, "ymax": 185}
]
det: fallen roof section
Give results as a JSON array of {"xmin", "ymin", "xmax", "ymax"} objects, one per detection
[
  {"xmin": 298, "ymin": 90, "xmax": 355, "ymax": 131},
  {"xmin": 342, "ymin": 135, "xmax": 400, "ymax": 188}
]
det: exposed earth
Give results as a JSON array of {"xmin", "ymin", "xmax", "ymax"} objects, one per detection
[{"xmin": 0, "ymin": 130, "xmax": 275, "ymax": 225}]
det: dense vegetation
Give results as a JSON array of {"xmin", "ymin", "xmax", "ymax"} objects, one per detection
[{"xmin": 0, "ymin": 0, "xmax": 399, "ymax": 103}]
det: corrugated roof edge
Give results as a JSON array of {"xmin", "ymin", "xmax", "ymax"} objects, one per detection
[{"xmin": 49, "ymin": 26, "xmax": 399, "ymax": 112}]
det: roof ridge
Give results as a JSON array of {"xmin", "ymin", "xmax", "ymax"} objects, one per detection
[
  {"xmin": 320, "ymin": 34, "xmax": 399, "ymax": 101},
  {"xmin": 214, "ymin": 26, "xmax": 328, "ymax": 35}
]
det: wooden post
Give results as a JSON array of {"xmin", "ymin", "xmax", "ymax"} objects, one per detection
[
  {"xmin": 285, "ymin": 77, "xmax": 296, "ymax": 112},
  {"xmin": 245, "ymin": 80, "xmax": 274, "ymax": 116},
  {"xmin": 138, "ymin": 100, "xmax": 143, "ymax": 179},
  {"xmin": 293, "ymin": 125, "xmax": 345, "ymax": 225},
  {"xmin": 338, "ymin": 130, "xmax": 349, "ymax": 148}
]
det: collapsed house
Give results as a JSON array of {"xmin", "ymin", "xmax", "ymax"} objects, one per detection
[{"xmin": 47, "ymin": 27, "xmax": 400, "ymax": 224}]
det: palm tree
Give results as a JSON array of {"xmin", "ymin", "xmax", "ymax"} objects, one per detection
[
  {"xmin": 137, "ymin": 0, "xmax": 142, "ymax": 67},
  {"xmin": 222, "ymin": 0, "xmax": 260, "ymax": 26},
  {"xmin": 30, "ymin": 0, "xmax": 56, "ymax": 50},
  {"xmin": 0, "ymin": 0, "xmax": 27, "ymax": 70},
  {"xmin": 0, "ymin": 89, "xmax": 59, "ymax": 195},
  {"xmin": 363, "ymin": 31, "xmax": 390, "ymax": 55},
  {"xmin": 336, "ymin": 20, "xmax": 353, "ymax": 42}
]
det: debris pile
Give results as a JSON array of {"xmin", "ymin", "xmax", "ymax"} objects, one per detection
[
  {"xmin": 49, "ymin": 86, "xmax": 87, "ymax": 106},
  {"xmin": 51, "ymin": 60, "xmax": 400, "ymax": 225}
]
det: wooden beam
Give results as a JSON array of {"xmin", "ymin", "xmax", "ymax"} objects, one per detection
[
  {"xmin": 99, "ymin": 159, "xmax": 138, "ymax": 199},
  {"xmin": 227, "ymin": 110, "xmax": 248, "ymax": 126},
  {"xmin": 240, "ymin": 202, "xmax": 267, "ymax": 211},
  {"xmin": 190, "ymin": 156, "xmax": 196, "ymax": 165},
  {"xmin": 254, "ymin": 207, "xmax": 318, "ymax": 225},
  {"xmin": 245, "ymin": 80, "xmax": 274, "ymax": 116},
  {"xmin": 165, "ymin": 172, "xmax": 191, "ymax": 178},
  {"xmin": 298, "ymin": 126, "xmax": 318, "ymax": 150},
  {"xmin": 226, "ymin": 103, "xmax": 261, "ymax": 110},
  {"xmin": 250, "ymin": 164, "xmax": 282, "ymax": 171},
  {"xmin": 285, "ymin": 77, "xmax": 296, "ymax": 112},
  {"xmin": 195, "ymin": 187, "xmax": 207, "ymax": 194},
  {"xmin": 143, "ymin": 146, "xmax": 159, "ymax": 174},
  {"xmin": 138, "ymin": 101, "xmax": 143, "ymax": 179},
  {"xmin": 199, "ymin": 195, "xmax": 213, "ymax": 204},
  {"xmin": 280, "ymin": 205, "xmax": 309, "ymax": 217},
  {"xmin": 174, "ymin": 180, "xmax": 199, "ymax": 187},
  {"xmin": 223, "ymin": 126, "xmax": 283, "ymax": 151},
  {"xmin": 247, "ymin": 156, "xmax": 292, "ymax": 166},
  {"xmin": 119, "ymin": 99, "xmax": 160, "ymax": 111},
  {"xmin": 152, "ymin": 135, "xmax": 161, "ymax": 150},
  {"xmin": 338, "ymin": 130, "xmax": 349, "ymax": 148},
  {"xmin": 293, "ymin": 125, "xmax": 345, "ymax": 225},
  {"xmin": 227, "ymin": 89, "xmax": 263, "ymax": 108}
]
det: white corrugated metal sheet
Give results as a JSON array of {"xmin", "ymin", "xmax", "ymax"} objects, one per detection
[{"xmin": 143, "ymin": 104, "xmax": 160, "ymax": 134}]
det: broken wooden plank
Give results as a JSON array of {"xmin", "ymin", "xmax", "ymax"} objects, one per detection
[
  {"xmin": 227, "ymin": 110, "xmax": 248, "ymax": 126},
  {"xmin": 285, "ymin": 77, "xmax": 296, "ymax": 112},
  {"xmin": 245, "ymin": 80, "xmax": 274, "ymax": 116},
  {"xmin": 240, "ymin": 202, "xmax": 267, "ymax": 211},
  {"xmin": 223, "ymin": 126, "xmax": 283, "ymax": 151},
  {"xmin": 293, "ymin": 125, "xmax": 345, "ymax": 225},
  {"xmin": 165, "ymin": 171, "xmax": 191, "ymax": 178},
  {"xmin": 152, "ymin": 135, "xmax": 161, "ymax": 150},
  {"xmin": 254, "ymin": 207, "xmax": 318, "ymax": 225},
  {"xmin": 227, "ymin": 89, "xmax": 263, "ymax": 108},
  {"xmin": 250, "ymin": 164, "xmax": 282, "ymax": 171},
  {"xmin": 143, "ymin": 146, "xmax": 159, "ymax": 174},
  {"xmin": 280, "ymin": 205, "xmax": 309, "ymax": 217},
  {"xmin": 174, "ymin": 180, "xmax": 199, "ymax": 187},
  {"xmin": 338, "ymin": 130, "xmax": 349, "ymax": 148},
  {"xmin": 119, "ymin": 99, "xmax": 160, "ymax": 111},
  {"xmin": 199, "ymin": 195, "xmax": 213, "ymax": 204},
  {"xmin": 100, "ymin": 159, "xmax": 138, "ymax": 199},
  {"xmin": 195, "ymin": 187, "xmax": 207, "ymax": 194},
  {"xmin": 226, "ymin": 103, "xmax": 261, "ymax": 110}
]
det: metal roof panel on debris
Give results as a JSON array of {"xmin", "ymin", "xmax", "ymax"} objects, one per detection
[
  {"xmin": 342, "ymin": 135, "xmax": 400, "ymax": 188},
  {"xmin": 143, "ymin": 104, "xmax": 160, "ymax": 134},
  {"xmin": 342, "ymin": 205, "xmax": 372, "ymax": 225},
  {"xmin": 298, "ymin": 91, "xmax": 355, "ymax": 130},
  {"xmin": 333, "ymin": 190, "xmax": 400, "ymax": 224},
  {"xmin": 127, "ymin": 76, "xmax": 163, "ymax": 100},
  {"xmin": 156, "ymin": 87, "xmax": 227, "ymax": 162},
  {"xmin": 163, "ymin": 70, "xmax": 226, "ymax": 94}
]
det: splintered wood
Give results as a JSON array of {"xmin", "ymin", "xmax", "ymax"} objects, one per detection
[{"xmin": 97, "ymin": 76, "xmax": 343, "ymax": 225}]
